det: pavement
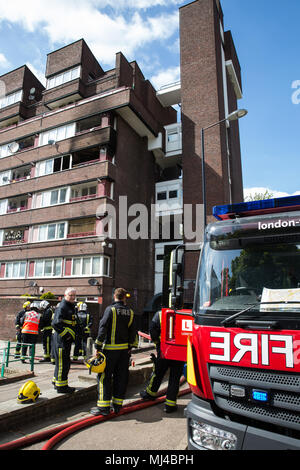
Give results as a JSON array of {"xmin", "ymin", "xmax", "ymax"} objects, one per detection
[
  {"xmin": 0, "ymin": 339, "xmax": 191, "ymax": 451},
  {"xmin": 0, "ymin": 339, "xmax": 157, "ymax": 437}
]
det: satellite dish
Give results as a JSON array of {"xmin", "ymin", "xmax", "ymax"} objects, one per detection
[
  {"xmin": 88, "ymin": 278, "xmax": 99, "ymax": 286},
  {"xmin": 29, "ymin": 87, "xmax": 36, "ymax": 95},
  {"xmin": 8, "ymin": 142, "xmax": 19, "ymax": 153}
]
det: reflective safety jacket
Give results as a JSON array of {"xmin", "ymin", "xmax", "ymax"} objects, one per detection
[
  {"xmin": 52, "ymin": 298, "xmax": 78, "ymax": 342},
  {"xmin": 95, "ymin": 301, "xmax": 138, "ymax": 351},
  {"xmin": 21, "ymin": 310, "xmax": 41, "ymax": 335}
]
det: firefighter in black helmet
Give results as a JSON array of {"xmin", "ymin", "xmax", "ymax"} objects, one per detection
[
  {"xmin": 140, "ymin": 310, "xmax": 185, "ymax": 413},
  {"xmin": 90, "ymin": 288, "xmax": 138, "ymax": 416}
]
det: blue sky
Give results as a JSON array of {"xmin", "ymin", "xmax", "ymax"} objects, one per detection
[{"xmin": 0, "ymin": 0, "xmax": 299, "ymax": 199}]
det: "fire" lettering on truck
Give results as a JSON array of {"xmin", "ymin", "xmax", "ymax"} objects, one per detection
[{"xmin": 209, "ymin": 332, "xmax": 294, "ymax": 368}]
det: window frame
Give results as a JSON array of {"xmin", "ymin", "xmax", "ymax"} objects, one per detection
[{"xmin": 67, "ymin": 255, "xmax": 110, "ymax": 278}]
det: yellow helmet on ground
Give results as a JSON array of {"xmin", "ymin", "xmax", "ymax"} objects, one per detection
[
  {"xmin": 85, "ymin": 353, "xmax": 106, "ymax": 374},
  {"xmin": 17, "ymin": 380, "xmax": 41, "ymax": 403}
]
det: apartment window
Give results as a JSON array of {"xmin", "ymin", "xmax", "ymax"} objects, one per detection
[
  {"xmin": 5, "ymin": 261, "xmax": 26, "ymax": 279},
  {"xmin": 169, "ymin": 190, "xmax": 178, "ymax": 199},
  {"xmin": 38, "ymin": 123, "xmax": 76, "ymax": 146},
  {"xmin": 68, "ymin": 218, "xmax": 95, "ymax": 237},
  {"xmin": 36, "ymin": 222, "xmax": 66, "ymax": 242},
  {"xmin": 46, "ymin": 66, "xmax": 81, "ymax": 90},
  {"xmin": 71, "ymin": 184, "xmax": 97, "ymax": 201},
  {"xmin": 157, "ymin": 191, "xmax": 167, "ymax": 201},
  {"xmin": 33, "ymin": 258, "xmax": 62, "ymax": 277},
  {"xmin": 0, "ymin": 135, "xmax": 35, "ymax": 160},
  {"xmin": 0, "ymin": 199, "xmax": 7, "ymax": 215},
  {"xmin": 36, "ymin": 155, "xmax": 71, "ymax": 176},
  {"xmin": 39, "ymin": 187, "xmax": 68, "ymax": 207},
  {"xmin": 0, "ymin": 89, "xmax": 22, "ymax": 109},
  {"xmin": 69, "ymin": 256, "xmax": 109, "ymax": 277}
]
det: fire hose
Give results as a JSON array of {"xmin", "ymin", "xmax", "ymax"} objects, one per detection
[{"xmin": 0, "ymin": 332, "xmax": 190, "ymax": 451}]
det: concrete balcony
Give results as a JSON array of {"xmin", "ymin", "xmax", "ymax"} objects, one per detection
[
  {"xmin": 156, "ymin": 81, "xmax": 181, "ymax": 107},
  {"xmin": 148, "ymin": 122, "xmax": 182, "ymax": 169},
  {"xmin": 43, "ymin": 78, "xmax": 85, "ymax": 109}
]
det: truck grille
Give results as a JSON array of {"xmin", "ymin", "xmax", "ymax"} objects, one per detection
[{"xmin": 209, "ymin": 365, "xmax": 300, "ymax": 431}]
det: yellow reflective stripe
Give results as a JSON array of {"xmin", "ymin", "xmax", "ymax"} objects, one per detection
[
  {"xmin": 111, "ymin": 307, "xmax": 117, "ymax": 345},
  {"xmin": 112, "ymin": 397, "xmax": 123, "ymax": 405},
  {"xmin": 146, "ymin": 366, "xmax": 157, "ymax": 397},
  {"xmin": 60, "ymin": 327, "xmax": 75, "ymax": 340},
  {"xmin": 97, "ymin": 373, "xmax": 109, "ymax": 407},
  {"xmin": 62, "ymin": 319, "xmax": 76, "ymax": 326},
  {"xmin": 165, "ymin": 399, "xmax": 177, "ymax": 406},
  {"xmin": 104, "ymin": 343, "xmax": 129, "ymax": 350},
  {"xmin": 56, "ymin": 380, "xmax": 68, "ymax": 387},
  {"xmin": 58, "ymin": 348, "xmax": 63, "ymax": 384},
  {"xmin": 128, "ymin": 310, "xmax": 134, "ymax": 327},
  {"xmin": 97, "ymin": 401, "xmax": 110, "ymax": 407}
]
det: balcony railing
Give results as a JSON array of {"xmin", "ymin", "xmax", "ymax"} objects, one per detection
[
  {"xmin": 67, "ymin": 231, "xmax": 96, "ymax": 239},
  {"xmin": 69, "ymin": 194, "xmax": 96, "ymax": 203}
]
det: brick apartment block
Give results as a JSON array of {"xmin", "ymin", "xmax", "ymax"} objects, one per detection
[{"xmin": 0, "ymin": 0, "xmax": 244, "ymax": 337}]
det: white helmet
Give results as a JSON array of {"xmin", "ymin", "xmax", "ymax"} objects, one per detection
[{"xmin": 40, "ymin": 300, "xmax": 50, "ymax": 310}]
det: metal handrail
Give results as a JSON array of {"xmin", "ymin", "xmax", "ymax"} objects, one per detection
[{"xmin": 0, "ymin": 341, "xmax": 35, "ymax": 378}]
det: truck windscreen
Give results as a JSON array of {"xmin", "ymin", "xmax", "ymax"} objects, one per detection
[{"xmin": 194, "ymin": 235, "xmax": 300, "ymax": 316}]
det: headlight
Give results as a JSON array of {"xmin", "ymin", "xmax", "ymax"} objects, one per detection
[{"xmin": 190, "ymin": 419, "xmax": 237, "ymax": 450}]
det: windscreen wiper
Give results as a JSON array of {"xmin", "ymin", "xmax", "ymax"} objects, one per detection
[{"xmin": 221, "ymin": 301, "xmax": 300, "ymax": 327}]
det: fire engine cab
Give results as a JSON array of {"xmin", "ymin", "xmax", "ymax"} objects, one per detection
[{"xmin": 160, "ymin": 194, "xmax": 300, "ymax": 450}]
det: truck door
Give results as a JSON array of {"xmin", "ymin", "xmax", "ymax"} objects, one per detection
[{"xmin": 160, "ymin": 244, "xmax": 201, "ymax": 362}]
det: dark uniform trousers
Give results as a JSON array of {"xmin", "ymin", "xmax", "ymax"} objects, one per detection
[
  {"xmin": 95, "ymin": 302, "xmax": 138, "ymax": 410},
  {"xmin": 41, "ymin": 327, "xmax": 52, "ymax": 359},
  {"xmin": 146, "ymin": 345, "xmax": 184, "ymax": 408},
  {"xmin": 144, "ymin": 310, "xmax": 184, "ymax": 409},
  {"xmin": 52, "ymin": 333, "xmax": 72, "ymax": 388},
  {"xmin": 51, "ymin": 298, "xmax": 78, "ymax": 390},
  {"xmin": 97, "ymin": 349, "xmax": 130, "ymax": 409}
]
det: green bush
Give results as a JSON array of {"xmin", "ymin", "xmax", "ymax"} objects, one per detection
[{"xmin": 40, "ymin": 292, "xmax": 56, "ymax": 300}]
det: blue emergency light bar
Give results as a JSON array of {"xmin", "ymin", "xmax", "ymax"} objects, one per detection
[{"xmin": 213, "ymin": 194, "xmax": 300, "ymax": 220}]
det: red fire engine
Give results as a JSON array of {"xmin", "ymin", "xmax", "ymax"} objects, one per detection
[{"xmin": 160, "ymin": 194, "xmax": 300, "ymax": 450}]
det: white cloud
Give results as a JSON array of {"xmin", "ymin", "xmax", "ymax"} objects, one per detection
[
  {"xmin": 244, "ymin": 187, "xmax": 300, "ymax": 200},
  {"xmin": 150, "ymin": 65, "xmax": 180, "ymax": 89},
  {"xmin": 0, "ymin": 1, "xmax": 180, "ymax": 67},
  {"xmin": 0, "ymin": 52, "xmax": 10, "ymax": 69}
]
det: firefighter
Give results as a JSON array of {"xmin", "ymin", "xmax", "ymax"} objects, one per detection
[
  {"xmin": 15, "ymin": 301, "xmax": 31, "ymax": 358},
  {"xmin": 20, "ymin": 301, "xmax": 43, "ymax": 363},
  {"xmin": 51, "ymin": 288, "xmax": 79, "ymax": 393},
  {"xmin": 73, "ymin": 302, "xmax": 93, "ymax": 360},
  {"xmin": 90, "ymin": 288, "xmax": 138, "ymax": 416},
  {"xmin": 140, "ymin": 310, "xmax": 185, "ymax": 413},
  {"xmin": 39, "ymin": 300, "xmax": 53, "ymax": 362}
]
